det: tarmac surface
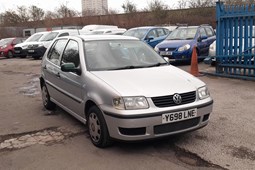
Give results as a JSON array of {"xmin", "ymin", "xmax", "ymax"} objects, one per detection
[{"xmin": 0, "ymin": 58, "xmax": 254, "ymax": 170}]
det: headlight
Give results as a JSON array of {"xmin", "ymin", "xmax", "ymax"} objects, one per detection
[
  {"xmin": 38, "ymin": 43, "xmax": 44, "ymax": 47},
  {"xmin": 22, "ymin": 45, "xmax": 28, "ymax": 49},
  {"xmin": 113, "ymin": 96, "xmax": 149, "ymax": 110},
  {"xmin": 2, "ymin": 45, "xmax": 7, "ymax": 49},
  {"xmin": 198, "ymin": 86, "xmax": 210, "ymax": 100},
  {"xmin": 154, "ymin": 46, "xmax": 159, "ymax": 52},
  {"xmin": 178, "ymin": 44, "xmax": 190, "ymax": 52}
]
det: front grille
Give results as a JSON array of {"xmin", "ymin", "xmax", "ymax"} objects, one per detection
[
  {"xmin": 14, "ymin": 47, "xmax": 22, "ymax": 50},
  {"xmin": 159, "ymin": 48, "xmax": 176, "ymax": 51},
  {"xmin": 151, "ymin": 91, "xmax": 196, "ymax": 108},
  {"xmin": 154, "ymin": 117, "xmax": 200, "ymax": 134}
]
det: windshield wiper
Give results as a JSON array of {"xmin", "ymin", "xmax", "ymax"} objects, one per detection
[
  {"xmin": 110, "ymin": 65, "xmax": 144, "ymax": 70},
  {"xmin": 146, "ymin": 63, "xmax": 168, "ymax": 68}
]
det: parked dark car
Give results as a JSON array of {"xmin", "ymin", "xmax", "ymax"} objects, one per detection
[
  {"xmin": 0, "ymin": 38, "xmax": 24, "ymax": 58},
  {"xmin": 123, "ymin": 26, "xmax": 170, "ymax": 48},
  {"xmin": 155, "ymin": 25, "xmax": 216, "ymax": 63}
]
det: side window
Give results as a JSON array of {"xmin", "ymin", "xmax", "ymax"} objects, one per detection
[
  {"xmin": 163, "ymin": 28, "xmax": 170, "ymax": 35},
  {"xmin": 61, "ymin": 40, "xmax": 80, "ymax": 68},
  {"xmin": 59, "ymin": 33, "xmax": 69, "ymax": 37},
  {"xmin": 156, "ymin": 28, "xmax": 166, "ymax": 37},
  {"xmin": 147, "ymin": 29, "xmax": 158, "ymax": 38},
  {"xmin": 205, "ymin": 27, "xmax": 214, "ymax": 37},
  {"xmin": 199, "ymin": 28, "xmax": 207, "ymax": 37},
  {"xmin": 47, "ymin": 39, "xmax": 68, "ymax": 65}
]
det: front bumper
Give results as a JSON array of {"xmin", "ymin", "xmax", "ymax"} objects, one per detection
[
  {"xmin": 27, "ymin": 46, "xmax": 46, "ymax": 58},
  {"xmin": 102, "ymin": 99, "xmax": 213, "ymax": 141},
  {"xmin": 159, "ymin": 50, "xmax": 192, "ymax": 62},
  {"xmin": 0, "ymin": 50, "xmax": 8, "ymax": 57}
]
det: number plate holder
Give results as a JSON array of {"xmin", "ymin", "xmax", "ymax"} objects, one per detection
[{"xmin": 162, "ymin": 108, "xmax": 197, "ymax": 124}]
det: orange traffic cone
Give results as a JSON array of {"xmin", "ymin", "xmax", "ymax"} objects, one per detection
[{"xmin": 190, "ymin": 46, "xmax": 200, "ymax": 76}]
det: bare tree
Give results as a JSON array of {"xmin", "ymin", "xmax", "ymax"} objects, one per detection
[
  {"xmin": 1, "ymin": 11, "xmax": 21, "ymax": 25},
  {"xmin": 177, "ymin": 0, "xmax": 188, "ymax": 9},
  {"xmin": 189, "ymin": 0, "xmax": 215, "ymax": 8},
  {"xmin": 17, "ymin": 6, "xmax": 30, "ymax": 22},
  {"xmin": 146, "ymin": 0, "xmax": 169, "ymax": 23},
  {"xmin": 29, "ymin": 5, "xmax": 44, "ymax": 21},
  {"xmin": 56, "ymin": 4, "xmax": 77, "ymax": 18},
  {"xmin": 122, "ymin": 0, "xmax": 137, "ymax": 13}
]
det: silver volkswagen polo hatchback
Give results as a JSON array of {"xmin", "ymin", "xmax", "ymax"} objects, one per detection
[{"xmin": 40, "ymin": 35, "xmax": 213, "ymax": 147}]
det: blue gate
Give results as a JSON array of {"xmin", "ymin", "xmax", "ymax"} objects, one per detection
[{"xmin": 215, "ymin": 1, "xmax": 255, "ymax": 80}]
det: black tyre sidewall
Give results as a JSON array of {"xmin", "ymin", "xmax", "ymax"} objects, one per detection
[
  {"xmin": 42, "ymin": 84, "xmax": 55, "ymax": 110},
  {"xmin": 88, "ymin": 106, "xmax": 111, "ymax": 148}
]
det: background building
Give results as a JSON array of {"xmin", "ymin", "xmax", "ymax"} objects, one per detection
[{"xmin": 82, "ymin": 0, "xmax": 108, "ymax": 16}]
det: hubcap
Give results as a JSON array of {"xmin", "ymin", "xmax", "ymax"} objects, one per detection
[{"xmin": 89, "ymin": 112, "xmax": 101, "ymax": 143}]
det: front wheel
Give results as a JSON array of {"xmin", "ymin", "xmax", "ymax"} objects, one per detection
[
  {"xmin": 41, "ymin": 83, "xmax": 56, "ymax": 110},
  {"xmin": 87, "ymin": 106, "xmax": 111, "ymax": 148},
  {"xmin": 7, "ymin": 51, "xmax": 13, "ymax": 58}
]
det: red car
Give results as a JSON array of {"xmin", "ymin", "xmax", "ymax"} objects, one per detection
[{"xmin": 0, "ymin": 37, "xmax": 24, "ymax": 58}]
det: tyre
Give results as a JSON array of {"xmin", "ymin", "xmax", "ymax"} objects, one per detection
[
  {"xmin": 7, "ymin": 51, "xmax": 13, "ymax": 58},
  {"xmin": 41, "ymin": 83, "xmax": 56, "ymax": 110},
  {"xmin": 87, "ymin": 106, "xmax": 111, "ymax": 148}
]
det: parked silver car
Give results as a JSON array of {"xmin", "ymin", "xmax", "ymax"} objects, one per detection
[{"xmin": 40, "ymin": 35, "xmax": 213, "ymax": 147}]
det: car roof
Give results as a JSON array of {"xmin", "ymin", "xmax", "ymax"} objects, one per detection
[
  {"xmin": 73, "ymin": 35, "xmax": 139, "ymax": 41},
  {"xmin": 129, "ymin": 26, "xmax": 165, "ymax": 30}
]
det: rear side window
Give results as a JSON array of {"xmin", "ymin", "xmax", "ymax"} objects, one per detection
[
  {"xmin": 58, "ymin": 33, "xmax": 69, "ymax": 37},
  {"xmin": 61, "ymin": 40, "xmax": 80, "ymax": 68},
  {"xmin": 205, "ymin": 27, "xmax": 214, "ymax": 37},
  {"xmin": 47, "ymin": 39, "xmax": 68, "ymax": 65}
]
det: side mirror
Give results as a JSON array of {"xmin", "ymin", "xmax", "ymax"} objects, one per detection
[
  {"xmin": 61, "ymin": 63, "xmax": 81, "ymax": 75},
  {"xmin": 198, "ymin": 35, "xmax": 208, "ymax": 42},
  {"xmin": 146, "ymin": 36, "xmax": 154, "ymax": 42}
]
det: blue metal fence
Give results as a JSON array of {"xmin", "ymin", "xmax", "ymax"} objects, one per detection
[{"xmin": 215, "ymin": 1, "xmax": 255, "ymax": 80}]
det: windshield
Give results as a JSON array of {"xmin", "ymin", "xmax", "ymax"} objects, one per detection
[
  {"xmin": 0, "ymin": 38, "xmax": 14, "ymax": 46},
  {"xmin": 40, "ymin": 32, "xmax": 58, "ymax": 41},
  {"xmin": 25, "ymin": 33, "xmax": 44, "ymax": 42},
  {"xmin": 123, "ymin": 29, "xmax": 148, "ymax": 40},
  {"xmin": 84, "ymin": 40, "xmax": 167, "ymax": 71},
  {"xmin": 167, "ymin": 28, "xmax": 197, "ymax": 40}
]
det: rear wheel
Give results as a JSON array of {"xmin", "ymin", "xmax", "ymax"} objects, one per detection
[
  {"xmin": 41, "ymin": 83, "xmax": 55, "ymax": 110},
  {"xmin": 87, "ymin": 106, "xmax": 111, "ymax": 148}
]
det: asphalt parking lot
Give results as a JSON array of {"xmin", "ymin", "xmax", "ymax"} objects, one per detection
[{"xmin": 0, "ymin": 58, "xmax": 254, "ymax": 170}]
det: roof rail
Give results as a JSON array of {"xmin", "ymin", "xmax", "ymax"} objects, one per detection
[{"xmin": 200, "ymin": 24, "xmax": 211, "ymax": 26}]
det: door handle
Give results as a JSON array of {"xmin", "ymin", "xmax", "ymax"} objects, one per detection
[{"xmin": 43, "ymin": 65, "xmax": 47, "ymax": 70}]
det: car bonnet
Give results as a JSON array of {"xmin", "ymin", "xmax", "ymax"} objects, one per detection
[{"xmin": 91, "ymin": 66, "xmax": 204, "ymax": 97}]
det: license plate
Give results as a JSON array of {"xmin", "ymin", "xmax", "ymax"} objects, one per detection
[
  {"xmin": 28, "ymin": 50, "xmax": 34, "ymax": 53},
  {"xmin": 160, "ymin": 51, "xmax": 172, "ymax": 56},
  {"xmin": 15, "ymin": 50, "xmax": 20, "ymax": 53},
  {"xmin": 162, "ymin": 108, "xmax": 197, "ymax": 124}
]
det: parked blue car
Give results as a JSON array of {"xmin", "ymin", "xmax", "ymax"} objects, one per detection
[
  {"xmin": 123, "ymin": 26, "xmax": 170, "ymax": 48},
  {"xmin": 155, "ymin": 25, "xmax": 216, "ymax": 62}
]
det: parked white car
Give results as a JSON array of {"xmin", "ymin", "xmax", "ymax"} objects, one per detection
[
  {"xmin": 40, "ymin": 35, "xmax": 213, "ymax": 147},
  {"xmin": 14, "ymin": 31, "xmax": 49, "ymax": 58}
]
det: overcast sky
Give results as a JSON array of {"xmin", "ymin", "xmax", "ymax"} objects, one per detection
[{"xmin": 0, "ymin": 0, "xmax": 180, "ymax": 13}]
